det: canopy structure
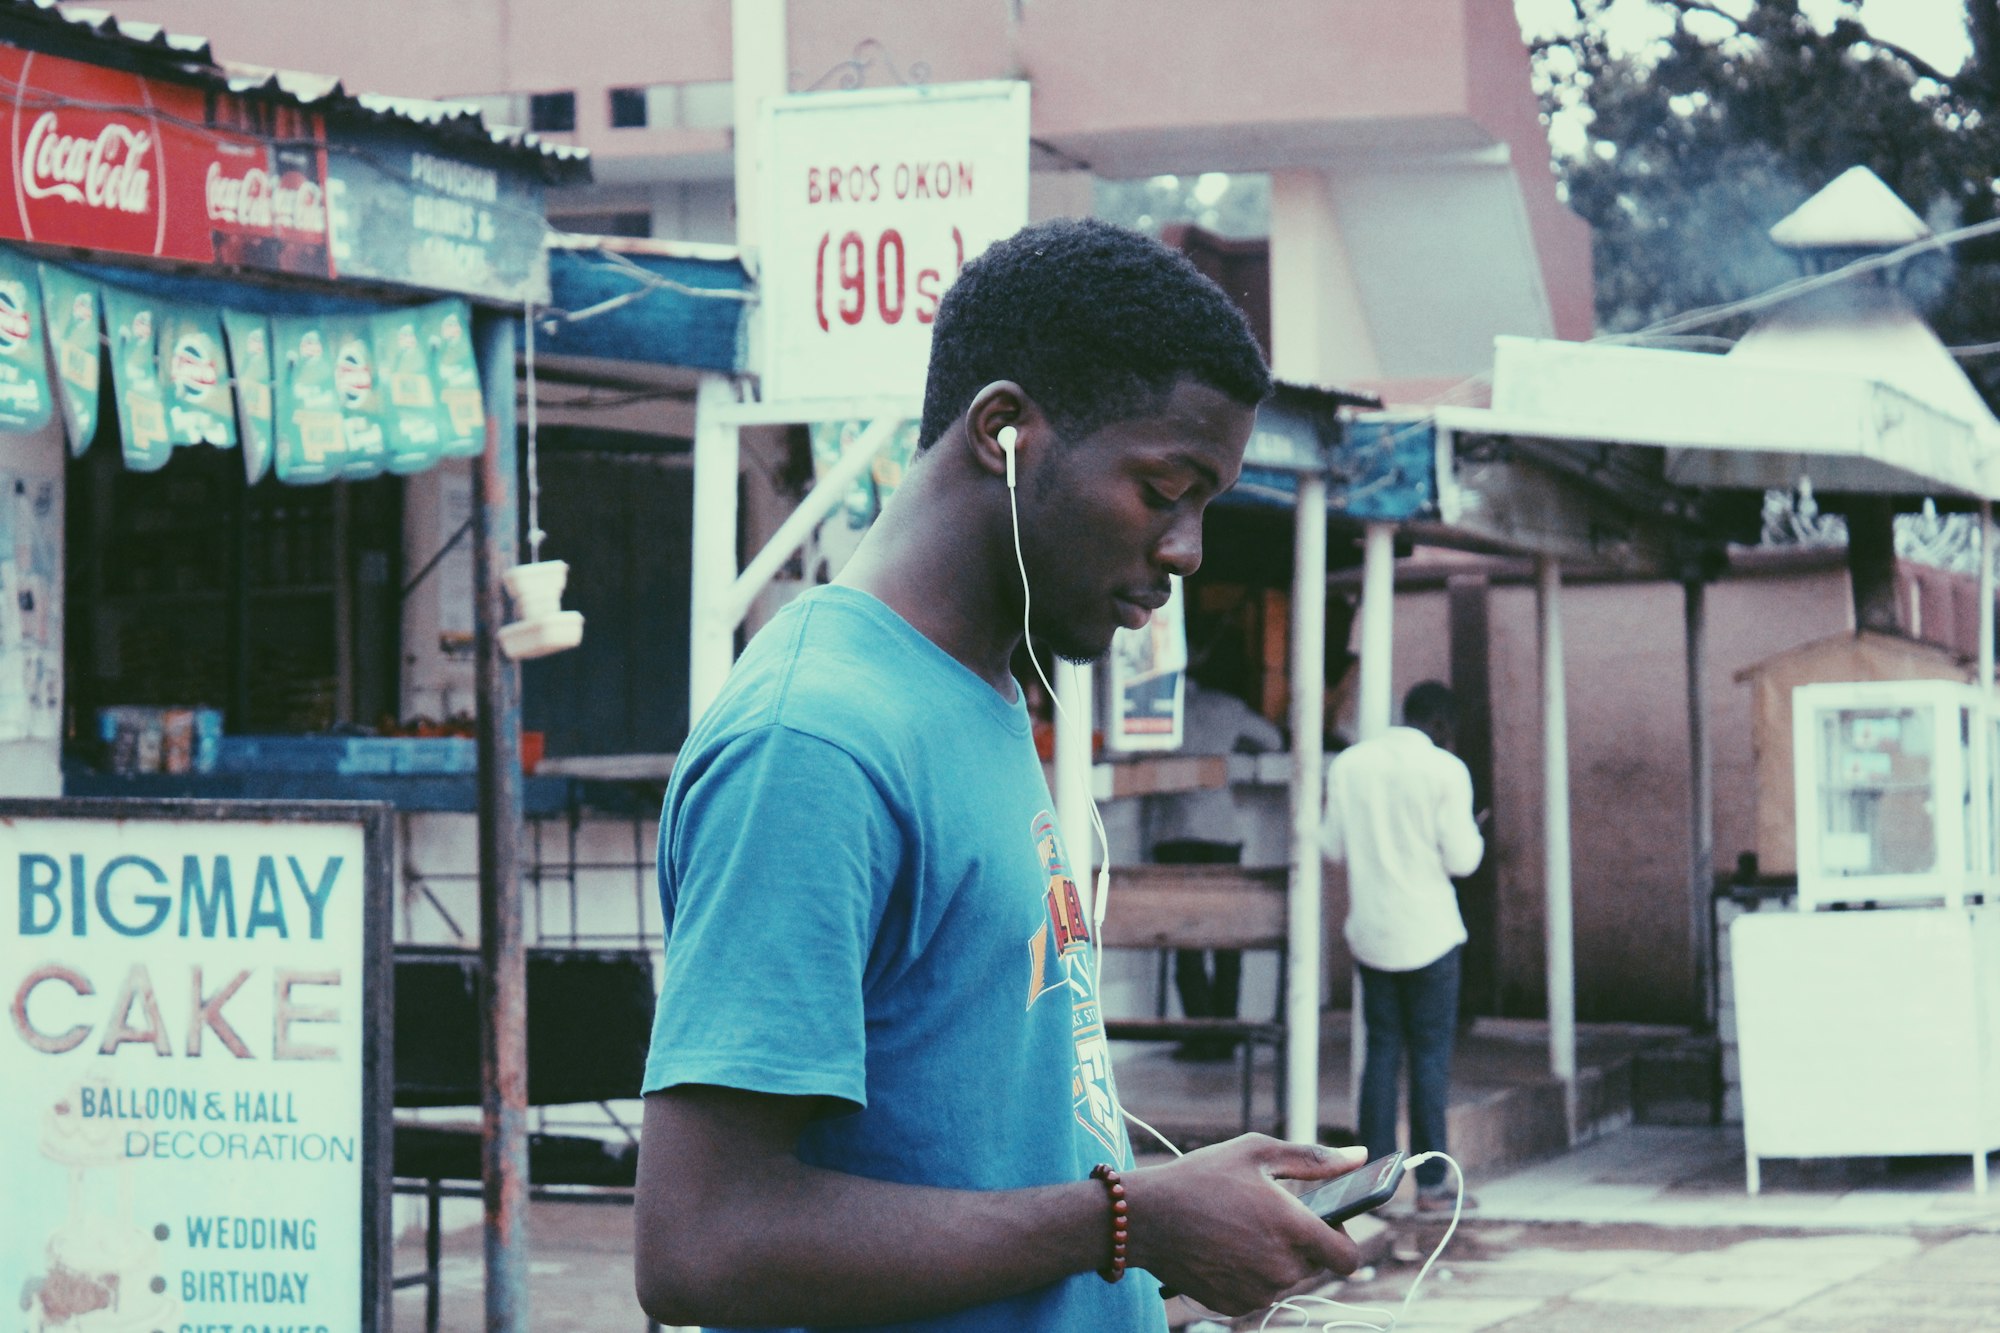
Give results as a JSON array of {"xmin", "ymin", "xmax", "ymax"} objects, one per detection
[
  {"xmin": 540, "ymin": 237, "xmax": 752, "ymax": 376},
  {"xmin": 1479, "ymin": 323, "xmax": 1993, "ymax": 502}
]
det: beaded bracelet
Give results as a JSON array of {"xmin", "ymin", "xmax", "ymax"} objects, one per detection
[{"xmin": 1090, "ymin": 1162, "xmax": 1129, "ymax": 1283}]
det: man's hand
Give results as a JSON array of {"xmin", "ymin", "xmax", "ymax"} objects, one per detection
[{"xmin": 1124, "ymin": 1136, "xmax": 1367, "ymax": 1315}]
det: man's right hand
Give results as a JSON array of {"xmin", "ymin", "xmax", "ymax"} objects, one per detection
[{"xmin": 1123, "ymin": 1135, "xmax": 1367, "ymax": 1315}]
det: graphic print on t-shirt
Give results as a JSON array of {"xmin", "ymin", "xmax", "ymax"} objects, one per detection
[{"xmin": 1024, "ymin": 810, "xmax": 1122, "ymax": 1155}]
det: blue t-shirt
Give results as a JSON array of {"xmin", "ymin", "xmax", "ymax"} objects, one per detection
[{"xmin": 644, "ymin": 586, "xmax": 1164, "ymax": 1333}]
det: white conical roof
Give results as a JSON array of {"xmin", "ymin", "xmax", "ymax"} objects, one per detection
[{"xmin": 1769, "ymin": 166, "xmax": 1932, "ymax": 250}]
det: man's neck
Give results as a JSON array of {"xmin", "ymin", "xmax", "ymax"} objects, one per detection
[{"xmin": 836, "ymin": 450, "xmax": 1022, "ymax": 698}]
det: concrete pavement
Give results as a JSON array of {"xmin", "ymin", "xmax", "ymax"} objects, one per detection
[
  {"xmin": 394, "ymin": 1126, "xmax": 2000, "ymax": 1329},
  {"xmin": 1240, "ymin": 1222, "xmax": 2000, "ymax": 1331},
  {"xmin": 1177, "ymin": 1126, "xmax": 2000, "ymax": 1331}
]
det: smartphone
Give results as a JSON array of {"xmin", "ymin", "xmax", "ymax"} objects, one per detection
[{"xmin": 1296, "ymin": 1151, "xmax": 1408, "ymax": 1225}]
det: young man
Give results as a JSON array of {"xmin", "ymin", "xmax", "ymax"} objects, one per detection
[
  {"xmin": 1322, "ymin": 681, "xmax": 1486, "ymax": 1212},
  {"xmin": 635, "ymin": 218, "xmax": 1368, "ymax": 1331}
]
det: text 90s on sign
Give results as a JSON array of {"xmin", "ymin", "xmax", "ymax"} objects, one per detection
[
  {"xmin": 760, "ymin": 81, "xmax": 1028, "ymax": 404},
  {"xmin": 0, "ymin": 800, "xmax": 393, "ymax": 1333}
]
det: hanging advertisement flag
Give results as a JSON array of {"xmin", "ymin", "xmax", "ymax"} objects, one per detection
[
  {"xmin": 326, "ymin": 317, "xmax": 387, "ymax": 480},
  {"xmin": 159, "ymin": 302, "xmax": 237, "ymax": 449},
  {"xmin": 37, "ymin": 265, "xmax": 99, "ymax": 456},
  {"xmin": 372, "ymin": 308, "xmax": 448, "ymax": 475},
  {"xmin": 423, "ymin": 302, "xmax": 485, "ymax": 458},
  {"xmin": 0, "ymin": 250, "xmax": 51, "ymax": 435},
  {"xmin": 222, "ymin": 309, "xmax": 275, "ymax": 484},
  {"xmin": 272, "ymin": 316, "xmax": 345, "ymax": 484},
  {"xmin": 1107, "ymin": 574, "xmax": 1189, "ymax": 752},
  {"xmin": 102, "ymin": 288, "xmax": 171, "ymax": 472}
]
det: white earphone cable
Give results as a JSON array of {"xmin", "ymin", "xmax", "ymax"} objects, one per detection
[{"xmin": 1002, "ymin": 425, "xmax": 1176, "ymax": 1159}]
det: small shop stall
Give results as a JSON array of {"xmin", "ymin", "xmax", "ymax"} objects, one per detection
[
  {"xmin": 1732, "ymin": 678, "xmax": 2000, "ymax": 1193},
  {"xmin": 0, "ymin": 4, "xmax": 591, "ymax": 1329}
]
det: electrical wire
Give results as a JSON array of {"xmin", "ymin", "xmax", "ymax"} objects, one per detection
[
  {"xmin": 1003, "ymin": 434, "xmax": 1185, "ymax": 1165},
  {"xmin": 522, "ymin": 291, "xmax": 543, "ymax": 561},
  {"xmin": 1253, "ymin": 1152, "xmax": 1466, "ymax": 1333}
]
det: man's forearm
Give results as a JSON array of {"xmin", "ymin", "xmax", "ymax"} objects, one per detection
[{"xmin": 638, "ymin": 1151, "xmax": 1114, "ymax": 1326}]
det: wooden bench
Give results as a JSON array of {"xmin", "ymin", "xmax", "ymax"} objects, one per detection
[{"xmin": 1098, "ymin": 863, "xmax": 1290, "ymax": 1133}]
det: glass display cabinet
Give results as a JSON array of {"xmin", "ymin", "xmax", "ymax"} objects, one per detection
[
  {"xmin": 1737, "ymin": 678, "xmax": 2000, "ymax": 1196},
  {"xmin": 1791, "ymin": 679, "xmax": 1992, "ymax": 911}
]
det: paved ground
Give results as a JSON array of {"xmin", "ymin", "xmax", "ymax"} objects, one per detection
[
  {"xmin": 1477, "ymin": 1124, "xmax": 2000, "ymax": 1233},
  {"xmin": 1174, "ymin": 1125, "xmax": 2000, "ymax": 1331},
  {"xmin": 1201, "ymin": 1222, "xmax": 2000, "ymax": 1331},
  {"xmin": 394, "ymin": 1125, "xmax": 2000, "ymax": 1330}
]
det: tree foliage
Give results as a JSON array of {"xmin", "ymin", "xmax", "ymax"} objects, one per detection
[{"xmin": 1536, "ymin": 0, "xmax": 2000, "ymax": 362}]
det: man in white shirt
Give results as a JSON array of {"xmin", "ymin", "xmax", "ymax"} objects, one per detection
[{"xmin": 1322, "ymin": 681, "xmax": 1485, "ymax": 1209}]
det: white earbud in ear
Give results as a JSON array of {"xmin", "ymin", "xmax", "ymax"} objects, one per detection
[{"xmin": 998, "ymin": 425, "xmax": 1019, "ymax": 488}]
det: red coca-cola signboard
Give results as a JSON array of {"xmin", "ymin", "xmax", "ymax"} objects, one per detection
[{"xmin": 0, "ymin": 44, "xmax": 332, "ymax": 277}]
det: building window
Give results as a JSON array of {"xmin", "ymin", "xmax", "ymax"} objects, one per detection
[
  {"xmin": 529, "ymin": 91, "xmax": 577, "ymax": 133},
  {"xmin": 609, "ymin": 87, "xmax": 648, "ymax": 129}
]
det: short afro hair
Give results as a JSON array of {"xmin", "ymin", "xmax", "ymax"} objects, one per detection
[
  {"xmin": 1402, "ymin": 681, "xmax": 1459, "ymax": 733},
  {"xmin": 917, "ymin": 217, "xmax": 1271, "ymax": 450}
]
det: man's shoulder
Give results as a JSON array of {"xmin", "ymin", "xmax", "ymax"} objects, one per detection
[
  {"xmin": 702, "ymin": 590, "xmax": 940, "ymax": 759},
  {"xmin": 1331, "ymin": 730, "xmax": 1466, "ymax": 780}
]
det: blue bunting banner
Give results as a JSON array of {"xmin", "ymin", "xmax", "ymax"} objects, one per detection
[
  {"xmin": 272, "ymin": 315, "xmax": 346, "ymax": 485},
  {"xmin": 102, "ymin": 287, "xmax": 171, "ymax": 472},
  {"xmin": 36, "ymin": 264, "xmax": 97, "ymax": 455},
  {"xmin": 159, "ymin": 301, "xmax": 237, "ymax": 449},
  {"xmin": 0, "ymin": 250, "xmax": 52, "ymax": 436},
  {"xmin": 221, "ymin": 309, "xmax": 274, "ymax": 484}
]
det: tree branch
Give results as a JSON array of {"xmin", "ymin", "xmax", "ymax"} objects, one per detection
[
  {"xmin": 1656, "ymin": 0, "xmax": 1747, "ymax": 31},
  {"xmin": 1850, "ymin": 30, "xmax": 1954, "ymax": 86},
  {"xmin": 1651, "ymin": 1, "xmax": 1956, "ymax": 88}
]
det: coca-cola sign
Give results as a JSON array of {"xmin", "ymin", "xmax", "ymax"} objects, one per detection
[
  {"xmin": 0, "ymin": 39, "xmax": 546, "ymax": 299},
  {"xmin": 205, "ymin": 162, "xmax": 327, "ymax": 238},
  {"xmin": 20, "ymin": 112, "xmax": 152, "ymax": 214},
  {"xmin": 0, "ymin": 44, "xmax": 329, "ymax": 273}
]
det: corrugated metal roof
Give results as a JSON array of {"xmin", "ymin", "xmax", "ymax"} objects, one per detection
[{"xmin": 14, "ymin": 0, "xmax": 589, "ymax": 180}]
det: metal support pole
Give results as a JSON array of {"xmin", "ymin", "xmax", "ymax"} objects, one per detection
[
  {"xmin": 1538, "ymin": 557, "xmax": 1576, "ymax": 1136},
  {"xmin": 1055, "ymin": 662, "xmax": 1096, "ymax": 920},
  {"xmin": 688, "ymin": 375, "xmax": 741, "ymax": 727},
  {"xmin": 1357, "ymin": 524, "xmax": 1395, "ymax": 741},
  {"xmin": 1686, "ymin": 580, "xmax": 1714, "ymax": 1026},
  {"xmin": 1981, "ymin": 501, "xmax": 1995, "ymax": 695},
  {"xmin": 1287, "ymin": 473, "xmax": 1328, "ymax": 1144},
  {"xmin": 731, "ymin": 0, "xmax": 787, "ymax": 262},
  {"xmin": 471, "ymin": 308, "xmax": 528, "ymax": 1333},
  {"xmin": 1980, "ymin": 504, "xmax": 1996, "ymax": 885},
  {"xmin": 1350, "ymin": 521, "xmax": 1395, "ymax": 1126}
]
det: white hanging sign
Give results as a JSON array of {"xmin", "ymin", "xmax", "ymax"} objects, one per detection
[{"xmin": 759, "ymin": 81, "xmax": 1029, "ymax": 405}]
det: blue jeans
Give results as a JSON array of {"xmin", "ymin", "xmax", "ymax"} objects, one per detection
[{"xmin": 1358, "ymin": 946, "xmax": 1461, "ymax": 1192}]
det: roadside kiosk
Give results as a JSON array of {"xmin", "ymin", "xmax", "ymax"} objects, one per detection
[
  {"xmin": 0, "ymin": 5, "xmax": 587, "ymax": 1330},
  {"xmin": 1732, "ymin": 678, "xmax": 2000, "ymax": 1193}
]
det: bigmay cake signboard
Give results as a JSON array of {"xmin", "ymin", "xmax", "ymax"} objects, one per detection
[{"xmin": 0, "ymin": 802, "xmax": 392, "ymax": 1332}]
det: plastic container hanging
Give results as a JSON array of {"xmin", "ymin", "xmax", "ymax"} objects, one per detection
[{"xmin": 498, "ymin": 298, "xmax": 584, "ymax": 661}]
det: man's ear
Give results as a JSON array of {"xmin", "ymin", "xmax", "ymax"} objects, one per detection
[{"xmin": 964, "ymin": 381, "xmax": 1039, "ymax": 482}]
